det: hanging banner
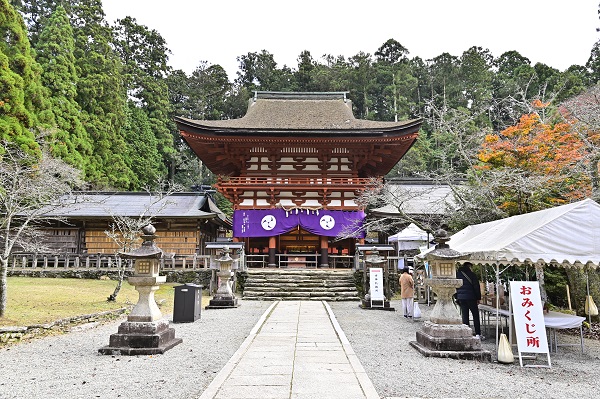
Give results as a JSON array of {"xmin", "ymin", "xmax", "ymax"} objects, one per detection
[
  {"xmin": 510, "ymin": 281, "xmax": 549, "ymax": 354},
  {"xmin": 233, "ymin": 209, "xmax": 366, "ymax": 238}
]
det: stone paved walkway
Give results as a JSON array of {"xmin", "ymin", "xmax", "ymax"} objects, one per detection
[{"xmin": 199, "ymin": 300, "xmax": 379, "ymax": 399}]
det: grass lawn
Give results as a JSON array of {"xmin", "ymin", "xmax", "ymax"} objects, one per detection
[{"xmin": 0, "ymin": 277, "xmax": 209, "ymax": 327}]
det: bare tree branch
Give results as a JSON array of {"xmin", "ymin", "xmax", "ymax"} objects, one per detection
[
  {"xmin": 104, "ymin": 181, "xmax": 183, "ymax": 301},
  {"xmin": 0, "ymin": 142, "xmax": 84, "ymax": 317}
]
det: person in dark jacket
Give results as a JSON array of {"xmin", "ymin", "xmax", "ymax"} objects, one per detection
[{"xmin": 455, "ymin": 262, "xmax": 482, "ymax": 339}]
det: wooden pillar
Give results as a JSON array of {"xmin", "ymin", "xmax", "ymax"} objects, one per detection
[
  {"xmin": 268, "ymin": 236, "xmax": 277, "ymax": 267},
  {"xmin": 319, "ymin": 236, "xmax": 329, "ymax": 268}
]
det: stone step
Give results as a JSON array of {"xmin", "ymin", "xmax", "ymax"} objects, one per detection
[
  {"xmin": 244, "ymin": 280, "xmax": 347, "ymax": 286},
  {"xmin": 243, "ymin": 296, "xmax": 360, "ymax": 301},
  {"xmin": 244, "ymin": 281, "xmax": 355, "ymax": 287},
  {"xmin": 242, "ymin": 269, "xmax": 359, "ymax": 302},
  {"xmin": 244, "ymin": 279, "xmax": 354, "ymax": 284},
  {"xmin": 246, "ymin": 274, "xmax": 354, "ymax": 280},
  {"xmin": 247, "ymin": 275, "xmax": 354, "ymax": 279},
  {"xmin": 245, "ymin": 280, "xmax": 354, "ymax": 286},
  {"xmin": 244, "ymin": 285, "xmax": 356, "ymax": 292},
  {"xmin": 247, "ymin": 269, "xmax": 354, "ymax": 274},
  {"xmin": 245, "ymin": 276, "xmax": 355, "ymax": 282},
  {"xmin": 243, "ymin": 290, "xmax": 336, "ymax": 297}
]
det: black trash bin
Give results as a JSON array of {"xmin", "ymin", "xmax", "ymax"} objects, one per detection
[{"xmin": 173, "ymin": 283, "xmax": 202, "ymax": 323}]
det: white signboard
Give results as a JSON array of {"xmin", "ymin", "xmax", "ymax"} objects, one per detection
[
  {"xmin": 369, "ymin": 267, "xmax": 384, "ymax": 301},
  {"xmin": 510, "ymin": 281, "xmax": 550, "ymax": 366}
]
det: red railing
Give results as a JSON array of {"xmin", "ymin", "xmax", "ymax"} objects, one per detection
[{"xmin": 217, "ymin": 177, "xmax": 379, "ymax": 187}]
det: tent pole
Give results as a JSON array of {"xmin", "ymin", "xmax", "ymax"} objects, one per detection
[
  {"xmin": 496, "ymin": 263, "xmax": 500, "ymax": 350},
  {"xmin": 587, "ymin": 270, "xmax": 591, "ymax": 329}
]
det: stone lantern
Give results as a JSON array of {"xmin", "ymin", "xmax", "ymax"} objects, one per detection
[
  {"xmin": 206, "ymin": 246, "xmax": 239, "ymax": 309},
  {"xmin": 410, "ymin": 230, "xmax": 490, "ymax": 360},
  {"xmin": 99, "ymin": 224, "xmax": 182, "ymax": 355}
]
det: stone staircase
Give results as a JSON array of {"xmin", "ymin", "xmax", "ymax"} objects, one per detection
[{"xmin": 242, "ymin": 269, "xmax": 360, "ymax": 301}]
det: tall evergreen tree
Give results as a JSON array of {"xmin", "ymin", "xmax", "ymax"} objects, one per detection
[
  {"xmin": 113, "ymin": 16, "xmax": 174, "ymax": 181},
  {"xmin": 35, "ymin": 5, "xmax": 92, "ymax": 174},
  {"xmin": 408, "ymin": 56, "xmax": 432, "ymax": 116},
  {"xmin": 587, "ymin": 41, "xmax": 600, "ymax": 84},
  {"xmin": 68, "ymin": 0, "xmax": 133, "ymax": 189},
  {"xmin": 375, "ymin": 39, "xmax": 409, "ymax": 65},
  {"xmin": 294, "ymin": 50, "xmax": 316, "ymax": 91},
  {"xmin": 373, "ymin": 39, "xmax": 415, "ymax": 122},
  {"xmin": 7, "ymin": 0, "xmax": 53, "ymax": 47},
  {"xmin": 345, "ymin": 51, "xmax": 376, "ymax": 119},
  {"xmin": 166, "ymin": 63, "xmax": 231, "ymax": 188},
  {"xmin": 121, "ymin": 101, "xmax": 163, "ymax": 189},
  {"xmin": 492, "ymin": 51, "xmax": 537, "ymax": 128},
  {"xmin": 191, "ymin": 63, "xmax": 231, "ymax": 119},
  {"xmin": 590, "ymin": 2, "xmax": 600, "ymax": 83},
  {"xmin": 459, "ymin": 46, "xmax": 494, "ymax": 110},
  {"xmin": 235, "ymin": 50, "xmax": 286, "ymax": 92},
  {"xmin": 0, "ymin": 0, "xmax": 48, "ymax": 153},
  {"xmin": 428, "ymin": 52, "xmax": 462, "ymax": 110}
]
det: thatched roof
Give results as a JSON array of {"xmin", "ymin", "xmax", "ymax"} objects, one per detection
[{"xmin": 175, "ymin": 92, "xmax": 421, "ymax": 135}]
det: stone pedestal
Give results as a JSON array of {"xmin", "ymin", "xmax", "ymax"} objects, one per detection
[
  {"xmin": 206, "ymin": 297, "xmax": 239, "ymax": 308},
  {"xmin": 360, "ymin": 296, "xmax": 394, "ymax": 311},
  {"xmin": 98, "ymin": 319, "xmax": 182, "ymax": 355},
  {"xmin": 410, "ymin": 320, "xmax": 490, "ymax": 360},
  {"xmin": 427, "ymin": 278, "xmax": 463, "ymax": 324},
  {"xmin": 411, "ymin": 277, "xmax": 490, "ymax": 360},
  {"xmin": 127, "ymin": 276, "xmax": 166, "ymax": 322},
  {"xmin": 207, "ymin": 256, "xmax": 239, "ymax": 309}
]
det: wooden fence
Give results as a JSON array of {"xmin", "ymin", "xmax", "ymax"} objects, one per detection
[{"xmin": 9, "ymin": 252, "xmax": 211, "ymax": 272}]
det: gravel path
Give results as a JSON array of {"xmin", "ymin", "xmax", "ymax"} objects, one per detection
[
  {"xmin": 1, "ymin": 300, "xmax": 598, "ymax": 399},
  {"xmin": 0, "ymin": 302, "xmax": 272, "ymax": 399},
  {"xmin": 330, "ymin": 301, "xmax": 600, "ymax": 399}
]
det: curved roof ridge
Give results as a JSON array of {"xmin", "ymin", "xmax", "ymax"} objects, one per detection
[{"xmin": 254, "ymin": 91, "xmax": 349, "ymax": 101}]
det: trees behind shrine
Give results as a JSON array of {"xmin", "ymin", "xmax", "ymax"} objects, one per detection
[{"xmin": 4, "ymin": 0, "xmax": 600, "ymax": 212}]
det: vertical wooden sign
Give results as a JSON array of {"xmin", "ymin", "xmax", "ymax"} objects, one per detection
[{"xmin": 509, "ymin": 281, "xmax": 551, "ymax": 368}]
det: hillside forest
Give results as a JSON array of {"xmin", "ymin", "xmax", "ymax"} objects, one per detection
[
  {"xmin": 1, "ymin": 1, "xmax": 600, "ymax": 225},
  {"xmin": 2, "ymin": 1, "xmax": 600, "ymax": 316}
]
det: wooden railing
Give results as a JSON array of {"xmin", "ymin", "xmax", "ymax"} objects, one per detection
[
  {"xmin": 217, "ymin": 177, "xmax": 377, "ymax": 188},
  {"xmin": 9, "ymin": 252, "xmax": 401, "ymax": 272},
  {"xmin": 245, "ymin": 254, "xmax": 268, "ymax": 268},
  {"xmin": 245, "ymin": 254, "xmax": 358, "ymax": 269},
  {"xmin": 9, "ymin": 252, "xmax": 211, "ymax": 272}
]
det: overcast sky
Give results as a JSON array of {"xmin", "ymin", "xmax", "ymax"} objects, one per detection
[{"xmin": 103, "ymin": 0, "xmax": 599, "ymax": 80}]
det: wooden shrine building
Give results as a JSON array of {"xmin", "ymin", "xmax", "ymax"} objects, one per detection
[{"xmin": 175, "ymin": 92, "xmax": 421, "ymax": 268}]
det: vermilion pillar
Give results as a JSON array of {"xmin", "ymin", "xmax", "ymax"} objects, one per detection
[
  {"xmin": 319, "ymin": 236, "xmax": 329, "ymax": 267},
  {"xmin": 268, "ymin": 236, "xmax": 277, "ymax": 267}
]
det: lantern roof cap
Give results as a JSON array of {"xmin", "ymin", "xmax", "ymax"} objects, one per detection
[{"xmin": 425, "ymin": 229, "xmax": 469, "ymax": 261}]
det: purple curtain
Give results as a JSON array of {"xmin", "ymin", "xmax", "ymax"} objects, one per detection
[{"xmin": 233, "ymin": 209, "xmax": 366, "ymax": 238}]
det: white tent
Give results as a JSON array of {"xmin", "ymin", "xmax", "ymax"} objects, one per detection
[
  {"xmin": 418, "ymin": 199, "xmax": 600, "ymax": 349},
  {"xmin": 388, "ymin": 223, "xmax": 430, "ymax": 251},
  {"xmin": 443, "ymin": 198, "xmax": 600, "ymax": 268}
]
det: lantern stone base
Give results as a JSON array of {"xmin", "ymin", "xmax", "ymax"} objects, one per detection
[
  {"xmin": 206, "ymin": 296, "xmax": 239, "ymax": 309},
  {"xmin": 410, "ymin": 320, "xmax": 491, "ymax": 361},
  {"xmin": 98, "ymin": 319, "xmax": 182, "ymax": 356}
]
